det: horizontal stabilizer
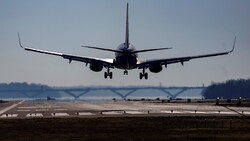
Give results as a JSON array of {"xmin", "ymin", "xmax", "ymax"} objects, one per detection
[
  {"xmin": 132, "ymin": 47, "xmax": 173, "ymax": 53},
  {"xmin": 81, "ymin": 45, "xmax": 172, "ymax": 54},
  {"xmin": 81, "ymin": 45, "xmax": 123, "ymax": 53}
]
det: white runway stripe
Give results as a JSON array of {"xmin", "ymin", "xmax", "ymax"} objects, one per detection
[
  {"xmin": 0, "ymin": 114, "xmax": 18, "ymax": 118},
  {"xmin": 51, "ymin": 113, "xmax": 69, "ymax": 116},
  {"xmin": 126, "ymin": 111, "xmax": 144, "ymax": 114},
  {"xmin": 77, "ymin": 112, "xmax": 95, "ymax": 116},
  {"xmin": 18, "ymin": 106, "xmax": 61, "ymax": 109},
  {"xmin": 54, "ymin": 109, "xmax": 68, "ymax": 111},
  {"xmin": 102, "ymin": 111, "xmax": 123, "ymax": 115},
  {"xmin": 26, "ymin": 113, "xmax": 43, "ymax": 117},
  {"xmin": 36, "ymin": 109, "xmax": 49, "ymax": 111},
  {"xmin": 0, "ymin": 100, "xmax": 25, "ymax": 115},
  {"xmin": 17, "ymin": 109, "xmax": 30, "ymax": 112}
]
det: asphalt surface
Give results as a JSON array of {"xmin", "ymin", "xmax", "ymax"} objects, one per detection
[{"xmin": 0, "ymin": 100, "xmax": 249, "ymax": 118}]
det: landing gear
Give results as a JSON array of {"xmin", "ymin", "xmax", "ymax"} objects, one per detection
[
  {"xmin": 124, "ymin": 70, "xmax": 128, "ymax": 75},
  {"xmin": 104, "ymin": 68, "xmax": 112, "ymax": 79},
  {"xmin": 139, "ymin": 68, "xmax": 148, "ymax": 80},
  {"xmin": 104, "ymin": 72, "xmax": 112, "ymax": 79},
  {"xmin": 140, "ymin": 72, "xmax": 148, "ymax": 79}
]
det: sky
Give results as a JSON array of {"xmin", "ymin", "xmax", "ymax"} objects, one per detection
[{"xmin": 0, "ymin": 0, "xmax": 250, "ymax": 87}]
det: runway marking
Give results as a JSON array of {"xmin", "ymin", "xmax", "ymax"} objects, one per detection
[
  {"xmin": 184, "ymin": 110, "xmax": 200, "ymax": 114},
  {"xmin": 195, "ymin": 111, "xmax": 207, "ymax": 114},
  {"xmin": 77, "ymin": 112, "xmax": 95, "ymax": 116},
  {"xmin": 0, "ymin": 114, "xmax": 18, "ymax": 118},
  {"xmin": 219, "ymin": 111, "xmax": 236, "ymax": 114},
  {"xmin": 102, "ymin": 111, "xmax": 123, "ymax": 115},
  {"xmin": 126, "ymin": 111, "xmax": 144, "ymax": 114},
  {"xmin": 159, "ymin": 110, "xmax": 238, "ymax": 115},
  {"xmin": 18, "ymin": 107, "xmax": 37, "ymax": 109},
  {"xmin": 160, "ymin": 111, "xmax": 182, "ymax": 114},
  {"xmin": 36, "ymin": 109, "xmax": 49, "ymax": 111},
  {"xmin": 243, "ymin": 112, "xmax": 250, "ymax": 115},
  {"xmin": 18, "ymin": 106, "xmax": 61, "ymax": 109},
  {"xmin": 51, "ymin": 113, "xmax": 69, "ymax": 117},
  {"xmin": 17, "ymin": 109, "xmax": 30, "ymax": 112},
  {"xmin": 54, "ymin": 109, "xmax": 68, "ymax": 111},
  {"xmin": 208, "ymin": 111, "xmax": 236, "ymax": 115},
  {"xmin": 0, "ymin": 100, "xmax": 25, "ymax": 115},
  {"xmin": 26, "ymin": 113, "xmax": 43, "ymax": 117}
]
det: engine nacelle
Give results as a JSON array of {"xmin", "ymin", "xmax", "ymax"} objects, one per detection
[
  {"xmin": 89, "ymin": 63, "xmax": 103, "ymax": 72},
  {"xmin": 149, "ymin": 64, "xmax": 162, "ymax": 73}
]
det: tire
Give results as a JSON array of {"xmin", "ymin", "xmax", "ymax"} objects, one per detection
[
  {"xmin": 139, "ymin": 73, "xmax": 143, "ymax": 79},
  {"xmin": 145, "ymin": 73, "xmax": 148, "ymax": 80},
  {"xmin": 109, "ymin": 72, "xmax": 113, "ymax": 79},
  {"xmin": 104, "ymin": 72, "xmax": 108, "ymax": 79}
]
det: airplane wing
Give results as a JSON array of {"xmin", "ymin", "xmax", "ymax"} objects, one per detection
[
  {"xmin": 18, "ymin": 33, "xmax": 114, "ymax": 68},
  {"xmin": 137, "ymin": 37, "xmax": 236, "ymax": 69}
]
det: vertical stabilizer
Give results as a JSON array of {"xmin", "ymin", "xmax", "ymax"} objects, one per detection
[{"xmin": 125, "ymin": 3, "xmax": 129, "ymax": 48}]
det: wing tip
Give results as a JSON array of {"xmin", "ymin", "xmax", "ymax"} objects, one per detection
[
  {"xmin": 18, "ymin": 32, "xmax": 24, "ymax": 48},
  {"xmin": 230, "ymin": 36, "xmax": 236, "ymax": 53}
]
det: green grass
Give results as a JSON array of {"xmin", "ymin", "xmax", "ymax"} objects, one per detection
[{"xmin": 0, "ymin": 116, "xmax": 250, "ymax": 141}]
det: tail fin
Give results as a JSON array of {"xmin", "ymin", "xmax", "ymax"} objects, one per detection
[{"xmin": 125, "ymin": 3, "xmax": 129, "ymax": 48}]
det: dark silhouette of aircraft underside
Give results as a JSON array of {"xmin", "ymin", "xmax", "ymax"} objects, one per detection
[{"xmin": 18, "ymin": 3, "xmax": 236, "ymax": 79}]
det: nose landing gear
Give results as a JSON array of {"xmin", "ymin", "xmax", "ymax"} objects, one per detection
[{"xmin": 124, "ymin": 70, "xmax": 128, "ymax": 75}]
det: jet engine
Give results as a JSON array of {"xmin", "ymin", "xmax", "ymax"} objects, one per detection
[
  {"xmin": 149, "ymin": 64, "xmax": 162, "ymax": 73},
  {"xmin": 89, "ymin": 63, "xmax": 103, "ymax": 72}
]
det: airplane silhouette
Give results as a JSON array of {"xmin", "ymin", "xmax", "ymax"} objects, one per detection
[{"xmin": 18, "ymin": 3, "xmax": 236, "ymax": 79}]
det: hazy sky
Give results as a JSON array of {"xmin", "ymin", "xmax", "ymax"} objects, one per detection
[{"xmin": 0, "ymin": 0, "xmax": 249, "ymax": 87}]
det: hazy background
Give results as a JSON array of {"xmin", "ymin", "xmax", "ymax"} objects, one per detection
[{"xmin": 0, "ymin": 0, "xmax": 249, "ymax": 87}]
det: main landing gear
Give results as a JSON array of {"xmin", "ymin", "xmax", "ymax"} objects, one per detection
[
  {"xmin": 139, "ymin": 68, "xmax": 148, "ymax": 79},
  {"xmin": 104, "ymin": 68, "xmax": 112, "ymax": 79}
]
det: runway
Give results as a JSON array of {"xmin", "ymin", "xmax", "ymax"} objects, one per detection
[{"xmin": 0, "ymin": 100, "xmax": 249, "ymax": 118}]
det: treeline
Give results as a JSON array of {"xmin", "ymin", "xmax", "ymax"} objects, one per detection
[
  {"xmin": 203, "ymin": 79, "xmax": 250, "ymax": 99},
  {"xmin": 0, "ymin": 82, "xmax": 61, "ymax": 99},
  {"xmin": 0, "ymin": 82, "xmax": 50, "ymax": 90}
]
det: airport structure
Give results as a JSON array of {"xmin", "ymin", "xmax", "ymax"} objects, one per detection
[{"xmin": 0, "ymin": 86, "xmax": 205, "ymax": 100}]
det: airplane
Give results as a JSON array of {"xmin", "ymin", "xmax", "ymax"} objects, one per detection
[{"xmin": 18, "ymin": 3, "xmax": 236, "ymax": 80}]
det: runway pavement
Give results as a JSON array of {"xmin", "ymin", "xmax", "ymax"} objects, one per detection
[{"xmin": 0, "ymin": 100, "xmax": 249, "ymax": 118}]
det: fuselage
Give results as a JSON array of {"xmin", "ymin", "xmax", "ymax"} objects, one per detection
[{"xmin": 115, "ymin": 43, "xmax": 138, "ymax": 70}]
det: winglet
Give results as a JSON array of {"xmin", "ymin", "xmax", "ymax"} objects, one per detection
[
  {"xmin": 230, "ymin": 36, "xmax": 236, "ymax": 53},
  {"xmin": 18, "ymin": 32, "xmax": 24, "ymax": 48}
]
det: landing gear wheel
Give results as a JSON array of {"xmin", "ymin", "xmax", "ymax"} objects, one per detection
[
  {"xmin": 104, "ymin": 72, "xmax": 108, "ymax": 79},
  {"xmin": 145, "ymin": 73, "xmax": 148, "ymax": 80},
  {"xmin": 104, "ymin": 68, "xmax": 113, "ymax": 79},
  {"xmin": 139, "ymin": 73, "xmax": 143, "ymax": 79},
  {"xmin": 139, "ymin": 68, "xmax": 148, "ymax": 80},
  {"xmin": 124, "ymin": 70, "xmax": 128, "ymax": 75},
  {"xmin": 109, "ymin": 72, "xmax": 113, "ymax": 79}
]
